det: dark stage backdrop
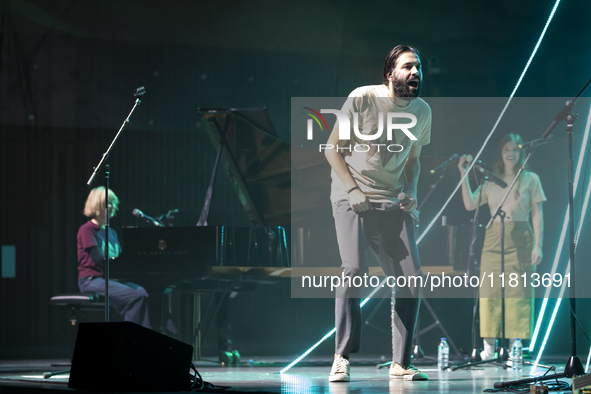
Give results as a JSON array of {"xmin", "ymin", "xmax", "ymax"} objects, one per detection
[{"xmin": 2, "ymin": 0, "xmax": 591, "ymax": 360}]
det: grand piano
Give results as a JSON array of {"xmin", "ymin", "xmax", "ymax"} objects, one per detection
[{"xmin": 112, "ymin": 108, "xmax": 294, "ymax": 360}]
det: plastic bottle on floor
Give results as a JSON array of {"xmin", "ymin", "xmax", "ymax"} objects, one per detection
[
  {"xmin": 511, "ymin": 338, "xmax": 523, "ymax": 371},
  {"xmin": 438, "ymin": 337, "xmax": 449, "ymax": 370}
]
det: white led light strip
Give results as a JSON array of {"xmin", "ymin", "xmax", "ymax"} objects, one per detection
[
  {"xmin": 533, "ymin": 105, "xmax": 591, "ymax": 370},
  {"xmin": 529, "ymin": 99, "xmax": 591, "ymax": 354}
]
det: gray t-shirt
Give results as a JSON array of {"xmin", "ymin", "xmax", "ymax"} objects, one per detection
[{"xmin": 330, "ymin": 84, "xmax": 432, "ymax": 203}]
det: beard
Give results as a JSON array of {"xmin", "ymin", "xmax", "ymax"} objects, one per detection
[{"xmin": 392, "ymin": 77, "xmax": 421, "ymax": 99}]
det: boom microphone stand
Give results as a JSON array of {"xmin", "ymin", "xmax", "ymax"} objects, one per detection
[
  {"xmin": 419, "ymin": 164, "xmax": 452, "ymax": 212},
  {"xmin": 87, "ymin": 87, "xmax": 145, "ymax": 321},
  {"xmin": 452, "ymin": 148, "xmax": 558, "ymax": 372},
  {"xmin": 409, "ymin": 164, "xmax": 453, "ymax": 362},
  {"xmin": 484, "ymin": 150, "xmax": 536, "ymax": 361},
  {"xmin": 494, "ymin": 83, "xmax": 591, "ymax": 388},
  {"xmin": 451, "ymin": 170, "xmax": 514, "ymax": 371}
]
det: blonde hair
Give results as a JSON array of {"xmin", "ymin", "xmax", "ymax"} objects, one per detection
[{"xmin": 83, "ymin": 187, "xmax": 120, "ymax": 218}]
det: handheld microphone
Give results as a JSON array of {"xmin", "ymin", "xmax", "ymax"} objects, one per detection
[
  {"xmin": 430, "ymin": 154, "xmax": 460, "ymax": 175},
  {"xmin": 474, "ymin": 165, "xmax": 508, "ymax": 188},
  {"xmin": 461, "ymin": 154, "xmax": 474, "ymax": 168},
  {"xmin": 132, "ymin": 208, "xmax": 163, "ymax": 227},
  {"xmin": 397, "ymin": 193, "xmax": 420, "ymax": 221},
  {"xmin": 461, "ymin": 154, "xmax": 490, "ymax": 169}
]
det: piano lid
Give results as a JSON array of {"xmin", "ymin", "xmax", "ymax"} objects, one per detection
[{"xmin": 198, "ymin": 108, "xmax": 290, "ymax": 227}]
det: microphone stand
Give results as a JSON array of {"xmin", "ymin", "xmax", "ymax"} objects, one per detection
[
  {"xmin": 418, "ymin": 168, "xmax": 448, "ymax": 213},
  {"xmin": 450, "ymin": 173, "xmax": 512, "ymax": 371},
  {"xmin": 489, "ymin": 150, "xmax": 538, "ymax": 350},
  {"xmin": 494, "ymin": 81, "xmax": 591, "ymax": 388},
  {"xmin": 409, "ymin": 166, "xmax": 460, "ymax": 365},
  {"xmin": 86, "ymin": 87, "xmax": 145, "ymax": 321},
  {"xmin": 454, "ymin": 150, "xmax": 539, "ymax": 372},
  {"xmin": 467, "ymin": 176, "xmax": 485, "ymax": 363}
]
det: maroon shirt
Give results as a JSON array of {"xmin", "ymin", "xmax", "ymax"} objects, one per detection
[{"xmin": 77, "ymin": 220, "xmax": 121, "ymax": 278}]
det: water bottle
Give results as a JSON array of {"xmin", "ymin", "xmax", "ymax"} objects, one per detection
[
  {"xmin": 511, "ymin": 338, "xmax": 523, "ymax": 371},
  {"xmin": 438, "ymin": 337, "xmax": 449, "ymax": 370}
]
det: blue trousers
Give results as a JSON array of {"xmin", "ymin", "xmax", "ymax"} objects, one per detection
[{"xmin": 78, "ymin": 277, "xmax": 151, "ymax": 329}]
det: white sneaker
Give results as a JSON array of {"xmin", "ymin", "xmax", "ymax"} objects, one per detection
[
  {"xmin": 329, "ymin": 354, "xmax": 350, "ymax": 382},
  {"xmin": 480, "ymin": 350, "xmax": 493, "ymax": 360},
  {"xmin": 389, "ymin": 362, "xmax": 428, "ymax": 381}
]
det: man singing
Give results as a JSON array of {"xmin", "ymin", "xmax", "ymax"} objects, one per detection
[{"xmin": 325, "ymin": 45, "xmax": 431, "ymax": 381}]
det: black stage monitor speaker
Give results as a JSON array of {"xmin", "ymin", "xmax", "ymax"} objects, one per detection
[{"xmin": 68, "ymin": 321, "xmax": 193, "ymax": 391}]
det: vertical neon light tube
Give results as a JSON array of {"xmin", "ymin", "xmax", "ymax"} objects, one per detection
[
  {"xmin": 586, "ymin": 340, "xmax": 591, "ymax": 372},
  {"xmin": 281, "ymin": 226, "xmax": 291, "ymax": 266},
  {"xmin": 220, "ymin": 225, "xmax": 225, "ymax": 266},
  {"xmin": 534, "ymin": 161, "xmax": 591, "ymax": 368},
  {"xmin": 533, "ymin": 101, "xmax": 591, "ymax": 365},
  {"xmin": 529, "ymin": 100, "xmax": 591, "ymax": 352},
  {"xmin": 533, "ymin": 269, "xmax": 567, "ymax": 369},
  {"xmin": 581, "ymin": 173, "xmax": 591, "ymax": 373}
]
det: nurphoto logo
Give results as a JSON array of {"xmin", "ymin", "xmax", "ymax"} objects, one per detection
[{"xmin": 303, "ymin": 107, "xmax": 417, "ymax": 153}]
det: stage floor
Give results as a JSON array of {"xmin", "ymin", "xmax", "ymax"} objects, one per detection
[{"xmin": 0, "ymin": 357, "xmax": 574, "ymax": 393}]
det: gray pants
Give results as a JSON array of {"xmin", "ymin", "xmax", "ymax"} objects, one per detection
[{"xmin": 332, "ymin": 199, "xmax": 422, "ymax": 366}]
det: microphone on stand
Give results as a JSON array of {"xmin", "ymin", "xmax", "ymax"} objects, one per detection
[
  {"xmin": 156, "ymin": 209, "xmax": 179, "ymax": 221},
  {"xmin": 134, "ymin": 86, "xmax": 146, "ymax": 98},
  {"xmin": 132, "ymin": 208, "xmax": 164, "ymax": 227},
  {"xmin": 518, "ymin": 136, "xmax": 553, "ymax": 150},
  {"xmin": 474, "ymin": 165, "xmax": 508, "ymax": 188},
  {"xmin": 397, "ymin": 193, "xmax": 420, "ymax": 221},
  {"xmin": 430, "ymin": 154, "xmax": 460, "ymax": 175}
]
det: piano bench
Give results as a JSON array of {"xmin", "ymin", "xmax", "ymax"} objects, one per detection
[
  {"xmin": 50, "ymin": 293, "xmax": 105, "ymax": 326},
  {"xmin": 50, "ymin": 293, "xmax": 106, "ymax": 359}
]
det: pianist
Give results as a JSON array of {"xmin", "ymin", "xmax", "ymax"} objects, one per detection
[{"xmin": 77, "ymin": 187, "xmax": 151, "ymax": 329}]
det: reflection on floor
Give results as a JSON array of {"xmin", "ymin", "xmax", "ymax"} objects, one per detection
[{"xmin": 0, "ymin": 357, "xmax": 575, "ymax": 393}]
